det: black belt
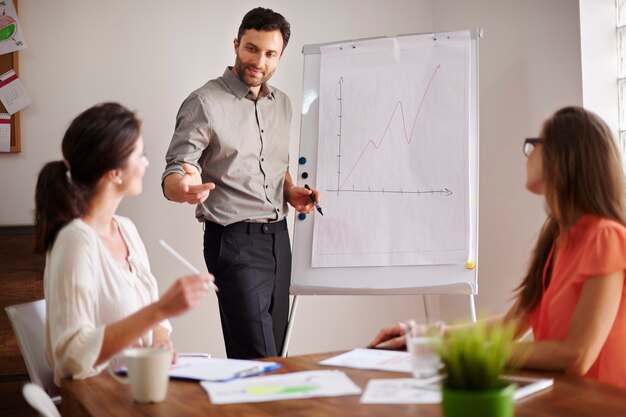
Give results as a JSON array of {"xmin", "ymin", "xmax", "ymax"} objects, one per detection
[{"xmin": 205, "ymin": 219, "xmax": 287, "ymax": 234}]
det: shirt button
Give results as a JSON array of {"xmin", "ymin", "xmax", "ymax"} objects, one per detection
[
  {"xmin": 263, "ymin": 225, "xmax": 269, "ymax": 232},
  {"xmin": 261, "ymin": 158, "xmax": 265, "ymax": 162},
  {"xmin": 265, "ymin": 185, "xmax": 268, "ymax": 188},
  {"xmin": 261, "ymin": 129, "xmax": 264, "ymax": 133}
]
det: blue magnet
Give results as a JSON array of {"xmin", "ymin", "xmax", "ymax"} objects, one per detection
[
  {"xmin": 298, "ymin": 213, "xmax": 307, "ymax": 220},
  {"xmin": 298, "ymin": 156, "xmax": 307, "ymax": 165}
]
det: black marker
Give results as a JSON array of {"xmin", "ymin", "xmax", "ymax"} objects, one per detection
[{"xmin": 304, "ymin": 184, "xmax": 323, "ymax": 216}]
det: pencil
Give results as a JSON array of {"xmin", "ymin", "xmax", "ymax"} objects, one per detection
[{"xmin": 159, "ymin": 239, "xmax": 219, "ymax": 292}]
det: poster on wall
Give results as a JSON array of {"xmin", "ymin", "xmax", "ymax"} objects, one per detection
[
  {"xmin": 0, "ymin": 0, "xmax": 26, "ymax": 56},
  {"xmin": 0, "ymin": 68, "xmax": 31, "ymax": 114},
  {"xmin": 0, "ymin": 112, "xmax": 10, "ymax": 152}
]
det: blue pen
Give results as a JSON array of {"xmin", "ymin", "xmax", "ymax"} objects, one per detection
[
  {"xmin": 232, "ymin": 363, "xmax": 281, "ymax": 379},
  {"xmin": 304, "ymin": 184, "xmax": 324, "ymax": 216}
]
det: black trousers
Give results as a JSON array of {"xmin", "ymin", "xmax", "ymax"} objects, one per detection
[{"xmin": 203, "ymin": 219, "xmax": 291, "ymax": 359}]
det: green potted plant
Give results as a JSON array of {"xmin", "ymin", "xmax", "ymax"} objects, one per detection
[{"xmin": 434, "ymin": 321, "xmax": 520, "ymax": 417}]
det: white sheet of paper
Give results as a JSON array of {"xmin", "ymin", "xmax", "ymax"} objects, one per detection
[
  {"xmin": 0, "ymin": 69, "xmax": 31, "ymax": 114},
  {"xmin": 503, "ymin": 375, "xmax": 554, "ymax": 400},
  {"xmin": 169, "ymin": 356, "xmax": 279, "ymax": 382},
  {"xmin": 201, "ymin": 370, "xmax": 362, "ymax": 404},
  {"xmin": 319, "ymin": 348, "xmax": 412, "ymax": 373},
  {"xmin": 360, "ymin": 378, "xmax": 441, "ymax": 404},
  {"xmin": 313, "ymin": 32, "xmax": 471, "ymax": 267},
  {"xmin": 0, "ymin": 112, "xmax": 10, "ymax": 151},
  {"xmin": 360, "ymin": 375, "xmax": 554, "ymax": 404}
]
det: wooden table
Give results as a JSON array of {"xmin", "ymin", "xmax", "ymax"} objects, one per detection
[{"xmin": 62, "ymin": 351, "xmax": 626, "ymax": 417}]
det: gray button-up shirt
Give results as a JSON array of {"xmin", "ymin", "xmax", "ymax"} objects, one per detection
[{"xmin": 162, "ymin": 68, "xmax": 292, "ymax": 226}]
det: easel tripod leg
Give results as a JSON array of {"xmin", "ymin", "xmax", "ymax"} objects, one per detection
[
  {"xmin": 281, "ymin": 295, "xmax": 300, "ymax": 357},
  {"xmin": 468, "ymin": 294, "xmax": 477, "ymax": 322}
]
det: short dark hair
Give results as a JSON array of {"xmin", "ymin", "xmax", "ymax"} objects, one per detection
[{"xmin": 237, "ymin": 7, "xmax": 291, "ymax": 51}]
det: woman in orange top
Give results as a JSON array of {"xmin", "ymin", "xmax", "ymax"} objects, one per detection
[{"xmin": 369, "ymin": 106, "xmax": 626, "ymax": 388}]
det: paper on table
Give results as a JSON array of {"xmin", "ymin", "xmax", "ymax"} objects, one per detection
[
  {"xmin": 201, "ymin": 370, "xmax": 362, "ymax": 404},
  {"xmin": 169, "ymin": 356, "xmax": 279, "ymax": 382},
  {"xmin": 319, "ymin": 348, "xmax": 412, "ymax": 373},
  {"xmin": 360, "ymin": 375, "xmax": 554, "ymax": 404},
  {"xmin": 503, "ymin": 375, "xmax": 554, "ymax": 400},
  {"xmin": 360, "ymin": 378, "xmax": 441, "ymax": 404}
]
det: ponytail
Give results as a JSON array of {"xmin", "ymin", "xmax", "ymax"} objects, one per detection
[{"xmin": 34, "ymin": 161, "xmax": 89, "ymax": 252}]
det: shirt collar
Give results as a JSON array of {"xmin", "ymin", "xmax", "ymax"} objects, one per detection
[{"xmin": 222, "ymin": 67, "xmax": 275, "ymax": 100}]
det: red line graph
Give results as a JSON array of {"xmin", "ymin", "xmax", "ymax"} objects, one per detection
[{"xmin": 338, "ymin": 64, "xmax": 441, "ymax": 190}]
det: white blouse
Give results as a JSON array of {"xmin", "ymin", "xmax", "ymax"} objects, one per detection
[{"xmin": 44, "ymin": 216, "xmax": 171, "ymax": 385}]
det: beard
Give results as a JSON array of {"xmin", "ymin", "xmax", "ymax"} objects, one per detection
[{"xmin": 233, "ymin": 55, "xmax": 276, "ymax": 88}]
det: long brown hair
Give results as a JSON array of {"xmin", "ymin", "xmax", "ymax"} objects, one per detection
[
  {"xmin": 516, "ymin": 106, "xmax": 626, "ymax": 313},
  {"xmin": 34, "ymin": 102, "xmax": 141, "ymax": 252}
]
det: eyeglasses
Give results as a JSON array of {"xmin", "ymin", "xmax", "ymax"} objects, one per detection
[{"xmin": 523, "ymin": 138, "xmax": 544, "ymax": 157}]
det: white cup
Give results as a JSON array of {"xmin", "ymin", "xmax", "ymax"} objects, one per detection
[
  {"xmin": 405, "ymin": 320, "xmax": 444, "ymax": 379},
  {"xmin": 108, "ymin": 347, "xmax": 171, "ymax": 403}
]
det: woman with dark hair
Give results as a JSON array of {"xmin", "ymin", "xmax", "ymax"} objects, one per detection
[
  {"xmin": 369, "ymin": 106, "xmax": 626, "ymax": 388},
  {"xmin": 35, "ymin": 102, "xmax": 213, "ymax": 385}
]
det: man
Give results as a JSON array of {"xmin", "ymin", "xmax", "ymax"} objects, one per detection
[{"xmin": 162, "ymin": 7, "xmax": 320, "ymax": 359}]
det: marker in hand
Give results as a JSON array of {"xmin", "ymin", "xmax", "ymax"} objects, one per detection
[{"xmin": 304, "ymin": 184, "xmax": 323, "ymax": 216}]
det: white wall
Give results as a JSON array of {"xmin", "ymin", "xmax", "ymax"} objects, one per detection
[
  {"xmin": 0, "ymin": 0, "xmax": 589, "ymax": 356},
  {"xmin": 579, "ymin": 0, "xmax": 618, "ymax": 134},
  {"xmin": 432, "ymin": 0, "xmax": 583, "ymax": 320}
]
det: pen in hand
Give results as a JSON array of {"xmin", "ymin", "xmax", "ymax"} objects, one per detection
[
  {"xmin": 304, "ymin": 184, "xmax": 323, "ymax": 216},
  {"xmin": 159, "ymin": 239, "xmax": 219, "ymax": 292}
]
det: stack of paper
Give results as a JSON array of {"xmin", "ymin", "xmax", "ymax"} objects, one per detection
[{"xmin": 169, "ymin": 356, "xmax": 280, "ymax": 382}]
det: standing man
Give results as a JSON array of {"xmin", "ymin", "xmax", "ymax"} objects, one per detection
[{"xmin": 162, "ymin": 7, "xmax": 320, "ymax": 359}]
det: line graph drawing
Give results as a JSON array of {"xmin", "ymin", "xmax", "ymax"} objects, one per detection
[
  {"xmin": 334, "ymin": 65, "xmax": 449, "ymax": 195},
  {"xmin": 325, "ymin": 187, "xmax": 453, "ymax": 196},
  {"xmin": 311, "ymin": 33, "xmax": 471, "ymax": 267}
]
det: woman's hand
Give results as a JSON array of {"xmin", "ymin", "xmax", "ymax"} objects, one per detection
[
  {"xmin": 96, "ymin": 273, "xmax": 213, "ymax": 367},
  {"xmin": 152, "ymin": 325, "xmax": 178, "ymax": 363},
  {"xmin": 367, "ymin": 322, "xmax": 407, "ymax": 349},
  {"xmin": 157, "ymin": 273, "xmax": 214, "ymax": 318}
]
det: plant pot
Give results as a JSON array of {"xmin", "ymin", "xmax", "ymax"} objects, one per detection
[{"xmin": 442, "ymin": 384, "xmax": 515, "ymax": 417}]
